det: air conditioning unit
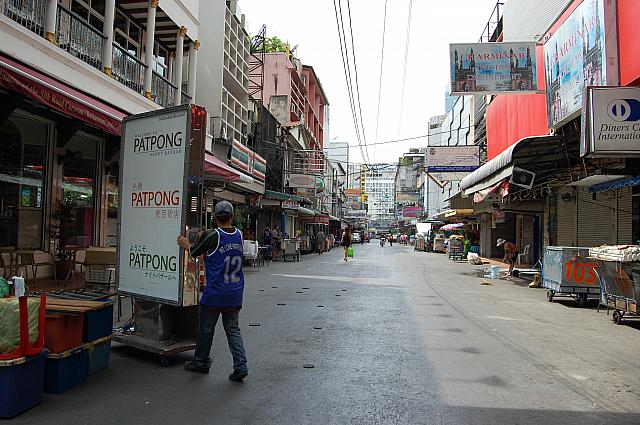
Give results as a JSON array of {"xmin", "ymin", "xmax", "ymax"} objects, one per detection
[{"xmin": 510, "ymin": 167, "xmax": 535, "ymax": 190}]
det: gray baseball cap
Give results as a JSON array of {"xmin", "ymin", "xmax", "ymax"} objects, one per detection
[{"xmin": 214, "ymin": 200, "xmax": 234, "ymax": 217}]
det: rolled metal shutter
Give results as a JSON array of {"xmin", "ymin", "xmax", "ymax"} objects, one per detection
[
  {"xmin": 577, "ymin": 187, "xmax": 614, "ymax": 247},
  {"xmin": 617, "ymin": 187, "xmax": 633, "ymax": 244},
  {"xmin": 556, "ymin": 186, "xmax": 576, "ymax": 246}
]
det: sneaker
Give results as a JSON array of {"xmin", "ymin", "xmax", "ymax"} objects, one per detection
[
  {"xmin": 228, "ymin": 370, "xmax": 248, "ymax": 382},
  {"xmin": 184, "ymin": 361, "xmax": 209, "ymax": 374}
]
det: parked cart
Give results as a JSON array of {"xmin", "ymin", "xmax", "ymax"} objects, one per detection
[
  {"xmin": 592, "ymin": 257, "xmax": 640, "ymax": 325},
  {"xmin": 283, "ymin": 239, "xmax": 300, "ymax": 262},
  {"xmin": 447, "ymin": 238, "xmax": 464, "ymax": 261},
  {"xmin": 542, "ymin": 246, "xmax": 600, "ymax": 306}
]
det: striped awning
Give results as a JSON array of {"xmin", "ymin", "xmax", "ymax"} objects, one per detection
[
  {"xmin": 590, "ymin": 176, "xmax": 640, "ymax": 193},
  {"xmin": 204, "ymin": 153, "xmax": 240, "ymax": 181}
]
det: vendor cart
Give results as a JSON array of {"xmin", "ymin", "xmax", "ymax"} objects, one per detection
[
  {"xmin": 593, "ymin": 259, "xmax": 640, "ymax": 325},
  {"xmin": 433, "ymin": 236, "xmax": 446, "ymax": 253},
  {"xmin": 447, "ymin": 238, "xmax": 464, "ymax": 261},
  {"xmin": 283, "ymin": 239, "xmax": 301, "ymax": 262},
  {"xmin": 542, "ymin": 246, "xmax": 599, "ymax": 306},
  {"xmin": 415, "ymin": 236, "xmax": 426, "ymax": 252}
]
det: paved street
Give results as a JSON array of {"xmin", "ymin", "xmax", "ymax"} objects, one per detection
[{"xmin": 16, "ymin": 242, "xmax": 640, "ymax": 425}]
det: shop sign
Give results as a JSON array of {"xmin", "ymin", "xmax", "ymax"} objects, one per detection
[
  {"xmin": 118, "ymin": 108, "xmax": 189, "ymax": 304},
  {"xmin": 344, "ymin": 209, "xmax": 367, "ymax": 218},
  {"xmin": 582, "ymin": 86, "xmax": 640, "ymax": 157},
  {"xmin": 230, "ymin": 139, "xmax": 266, "ymax": 181},
  {"xmin": 492, "ymin": 210, "xmax": 506, "ymax": 224},
  {"xmin": 282, "ymin": 200, "xmax": 300, "ymax": 209},
  {"xmin": 426, "ymin": 146, "xmax": 480, "ymax": 172},
  {"xmin": 344, "ymin": 188, "xmax": 361, "ymax": 197},
  {"xmin": 402, "ymin": 206, "xmax": 423, "ymax": 218},
  {"xmin": 543, "ymin": 0, "xmax": 618, "ymax": 129},
  {"xmin": 288, "ymin": 173, "xmax": 316, "ymax": 188},
  {"xmin": 449, "ymin": 42, "xmax": 538, "ymax": 95}
]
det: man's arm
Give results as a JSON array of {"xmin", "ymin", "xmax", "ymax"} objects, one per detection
[{"xmin": 177, "ymin": 230, "xmax": 218, "ymax": 257}]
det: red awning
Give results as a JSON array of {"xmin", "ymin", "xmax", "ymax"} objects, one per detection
[
  {"xmin": 0, "ymin": 54, "xmax": 126, "ymax": 135},
  {"xmin": 204, "ymin": 153, "xmax": 241, "ymax": 182}
]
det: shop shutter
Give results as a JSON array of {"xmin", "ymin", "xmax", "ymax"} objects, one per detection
[
  {"xmin": 577, "ymin": 187, "xmax": 614, "ymax": 247},
  {"xmin": 617, "ymin": 187, "xmax": 633, "ymax": 244},
  {"xmin": 556, "ymin": 186, "xmax": 576, "ymax": 246}
]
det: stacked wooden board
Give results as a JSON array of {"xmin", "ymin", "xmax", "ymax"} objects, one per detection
[
  {"xmin": 589, "ymin": 245, "xmax": 640, "ymax": 262},
  {"xmin": 45, "ymin": 299, "xmax": 112, "ymax": 314}
]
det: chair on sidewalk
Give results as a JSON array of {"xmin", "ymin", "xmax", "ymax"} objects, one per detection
[
  {"xmin": 16, "ymin": 250, "xmax": 57, "ymax": 289},
  {"xmin": 517, "ymin": 245, "xmax": 531, "ymax": 266}
]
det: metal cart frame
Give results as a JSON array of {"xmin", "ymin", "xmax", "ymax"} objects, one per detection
[
  {"xmin": 542, "ymin": 247, "xmax": 600, "ymax": 306},
  {"xmin": 594, "ymin": 260, "xmax": 640, "ymax": 325}
]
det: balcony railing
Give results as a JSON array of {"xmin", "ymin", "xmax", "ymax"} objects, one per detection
[
  {"xmin": 152, "ymin": 71, "xmax": 177, "ymax": 108},
  {"xmin": 0, "ymin": 0, "xmax": 46, "ymax": 36},
  {"xmin": 56, "ymin": 4, "xmax": 105, "ymax": 71},
  {"xmin": 112, "ymin": 43, "xmax": 146, "ymax": 94}
]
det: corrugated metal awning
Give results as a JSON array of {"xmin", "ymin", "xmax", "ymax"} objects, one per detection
[{"xmin": 590, "ymin": 176, "xmax": 640, "ymax": 193}]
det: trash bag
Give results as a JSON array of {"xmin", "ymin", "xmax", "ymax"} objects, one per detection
[
  {"xmin": 467, "ymin": 252, "xmax": 483, "ymax": 265},
  {"xmin": 0, "ymin": 277, "xmax": 9, "ymax": 297},
  {"xmin": 0, "ymin": 297, "xmax": 41, "ymax": 354},
  {"xmin": 347, "ymin": 247, "xmax": 354, "ymax": 258}
]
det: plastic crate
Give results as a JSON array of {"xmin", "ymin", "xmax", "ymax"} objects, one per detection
[
  {"xmin": 86, "ymin": 336, "xmax": 111, "ymax": 375},
  {"xmin": 45, "ymin": 314, "xmax": 83, "ymax": 354},
  {"xmin": 83, "ymin": 303, "xmax": 113, "ymax": 343},
  {"xmin": 44, "ymin": 347, "xmax": 87, "ymax": 394},
  {"xmin": 85, "ymin": 265, "xmax": 115, "ymax": 284},
  {"xmin": 0, "ymin": 352, "xmax": 45, "ymax": 418}
]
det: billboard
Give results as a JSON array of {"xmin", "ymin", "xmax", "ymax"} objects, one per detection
[
  {"xmin": 344, "ymin": 209, "xmax": 367, "ymax": 218},
  {"xmin": 344, "ymin": 188, "xmax": 361, "ymax": 197},
  {"xmin": 582, "ymin": 86, "xmax": 640, "ymax": 157},
  {"xmin": 543, "ymin": 0, "xmax": 617, "ymax": 128},
  {"xmin": 450, "ymin": 42, "xmax": 537, "ymax": 95},
  {"xmin": 426, "ymin": 146, "xmax": 480, "ymax": 172},
  {"xmin": 118, "ymin": 108, "xmax": 188, "ymax": 305},
  {"xmin": 288, "ymin": 173, "xmax": 316, "ymax": 188},
  {"xmin": 402, "ymin": 206, "xmax": 423, "ymax": 218}
]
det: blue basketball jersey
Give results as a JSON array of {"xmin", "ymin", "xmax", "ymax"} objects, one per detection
[{"xmin": 201, "ymin": 228, "xmax": 245, "ymax": 307}]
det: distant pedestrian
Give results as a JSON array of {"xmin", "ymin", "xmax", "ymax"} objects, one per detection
[
  {"xmin": 388, "ymin": 234, "xmax": 393, "ymax": 247},
  {"xmin": 177, "ymin": 201, "xmax": 248, "ymax": 381},
  {"xmin": 497, "ymin": 238, "xmax": 518, "ymax": 277},
  {"xmin": 262, "ymin": 226, "xmax": 272, "ymax": 260},
  {"xmin": 341, "ymin": 227, "xmax": 352, "ymax": 261},
  {"xmin": 316, "ymin": 230, "xmax": 326, "ymax": 255}
]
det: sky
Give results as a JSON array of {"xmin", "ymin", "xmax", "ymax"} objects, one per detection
[{"xmin": 239, "ymin": 0, "xmax": 500, "ymax": 165}]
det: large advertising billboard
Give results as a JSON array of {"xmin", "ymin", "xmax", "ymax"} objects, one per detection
[
  {"xmin": 425, "ymin": 146, "xmax": 480, "ymax": 172},
  {"xmin": 118, "ymin": 108, "xmax": 189, "ymax": 305},
  {"xmin": 450, "ymin": 42, "xmax": 538, "ymax": 95},
  {"xmin": 543, "ymin": 0, "xmax": 615, "ymax": 128},
  {"xmin": 402, "ymin": 207, "xmax": 423, "ymax": 218}
]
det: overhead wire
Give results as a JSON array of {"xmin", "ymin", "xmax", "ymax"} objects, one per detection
[
  {"xmin": 373, "ymin": 0, "xmax": 388, "ymax": 162},
  {"xmin": 333, "ymin": 0, "xmax": 368, "ymax": 167}
]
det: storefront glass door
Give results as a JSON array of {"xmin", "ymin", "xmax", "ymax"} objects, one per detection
[{"xmin": 0, "ymin": 114, "xmax": 49, "ymax": 249}]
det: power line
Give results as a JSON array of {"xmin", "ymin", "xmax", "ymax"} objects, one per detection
[
  {"xmin": 322, "ymin": 125, "xmax": 473, "ymax": 149},
  {"xmin": 345, "ymin": 0, "xmax": 370, "ymax": 165},
  {"xmin": 397, "ymin": 0, "xmax": 413, "ymax": 136},
  {"xmin": 373, "ymin": 0, "xmax": 388, "ymax": 162},
  {"xmin": 333, "ymin": 0, "xmax": 368, "ymax": 167}
]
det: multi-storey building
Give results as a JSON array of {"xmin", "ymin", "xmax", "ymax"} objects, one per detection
[
  {"xmin": 365, "ymin": 164, "xmax": 395, "ymax": 229},
  {"xmin": 0, "ymin": 0, "xmax": 199, "ymax": 253}
]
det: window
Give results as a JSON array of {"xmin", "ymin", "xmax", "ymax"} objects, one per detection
[
  {"xmin": 71, "ymin": 0, "xmax": 105, "ymax": 32},
  {"xmin": 114, "ymin": 9, "xmax": 142, "ymax": 57}
]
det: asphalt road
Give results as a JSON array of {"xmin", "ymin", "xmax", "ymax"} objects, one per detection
[{"xmin": 15, "ymin": 241, "xmax": 640, "ymax": 424}]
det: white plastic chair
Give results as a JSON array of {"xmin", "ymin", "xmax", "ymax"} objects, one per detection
[{"xmin": 517, "ymin": 245, "xmax": 531, "ymax": 266}]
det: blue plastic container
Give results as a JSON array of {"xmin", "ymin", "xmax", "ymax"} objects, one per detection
[
  {"xmin": 83, "ymin": 303, "xmax": 113, "ymax": 342},
  {"xmin": 86, "ymin": 337, "xmax": 111, "ymax": 375},
  {"xmin": 0, "ymin": 353, "xmax": 45, "ymax": 418},
  {"xmin": 44, "ymin": 347, "xmax": 87, "ymax": 394}
]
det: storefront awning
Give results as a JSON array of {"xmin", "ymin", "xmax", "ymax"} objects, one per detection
[
  {"xmin": 460, "ymin": 135, "xmax": 562, "ymax": 196},
  {"xmin": 204, "ymin": 153, "xmax": 241, "ymax": 181},
  {"xmin": 445, "ymin": 209, "xmax": 474, "ymax": 218},
  {"xmin": 298, "ymin": 207, "xmax": 316, "ymax": 216},
  {"xmin": 0, "ymin": 54, "xmax": 125, "ymax": 135},
  {"xmin": 264, "ymin": 190, "xmax": 302, "ymax": 202},
  {"xmin": 590, "ymin": 176, "xmax": 640, "ymax": 193}
]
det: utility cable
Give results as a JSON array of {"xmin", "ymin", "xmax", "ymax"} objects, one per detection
[
  {"xmin": 373, "ymin": 0, "xmax": 388, "ymax": 162},
  {"xmin": 397, "ymin": 0, "xmax": 413, "ymax": 136}
]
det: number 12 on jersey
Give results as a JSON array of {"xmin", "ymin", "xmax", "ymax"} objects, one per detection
[{"xmin": 223, "ymin": 256, "xmax": 243, "ymax": 283}]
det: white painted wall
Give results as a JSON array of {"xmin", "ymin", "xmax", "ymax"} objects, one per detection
[{"xmin": 161, "ymin": 0, "xmax": 200, "ymax": 40}]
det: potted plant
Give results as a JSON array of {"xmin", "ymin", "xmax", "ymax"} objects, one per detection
[{"xmin": 49, "ymin": 198, "xmax": 75, "ymax": 279}]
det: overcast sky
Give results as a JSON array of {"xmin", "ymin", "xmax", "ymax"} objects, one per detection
[{"xmin": 240, "ymin": 0, "xmax": 499, "ymax": 165}]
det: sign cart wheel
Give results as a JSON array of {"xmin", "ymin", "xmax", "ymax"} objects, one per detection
[
  {"xmin": 546, "ymin": 290, "xmax": 555, "ymax": 302},
  {"xmin": 576, "ymin": 293, "xmax": 587, "ymax": 307},
  {"xmin": 612, "ymin": 310, "xmax": 624, "ymax": 325}
]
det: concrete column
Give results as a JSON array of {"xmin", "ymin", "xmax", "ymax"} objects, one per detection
[
  {"xmin": 44, "ymin": 0, "xmax": 57, "ymax": 43},
  {"xmin": 187, "ymin": 40, "xmax": 199, "ymax": 101},
  {"xmin": 167, "ymin": 51, "xmax": 175, "ymax": 83},
  {"xmin": 143, "ymin": 0, "xmax": 159, "ymax": 99},
  {"xmin": 102, "ymin": 0, "xmax": 116, "ymax": 76},
  {"xmin": 173, "ymin": 26, "xmax": 187, "ymax": 105}
]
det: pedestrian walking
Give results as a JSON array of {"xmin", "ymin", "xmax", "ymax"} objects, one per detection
[
  {"xmin": 316, "ymin": 230, "xmax": 326, "ymax": 255},
  {"xmin": 497, "ymin": 238, "xmax": 518, "ymax": 277},
  {"xmin": 262, "ymin": 226, "xmax": 272, "ymax": 261},
  {"xmin": 388, "ymin": 234, "xmax": 393, "ymax": 247},
  {"xmin": 341, "ymin": 227, "xmax": 352, "ymax": 261},
  {"xmin": 177, "ymin": 201, "xmax": 249, "ymax": 381}
]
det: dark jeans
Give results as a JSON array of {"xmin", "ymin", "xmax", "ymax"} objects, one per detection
[{"xmin": 194, "ymin": 304, "xmax": 248, "ymax": 373}]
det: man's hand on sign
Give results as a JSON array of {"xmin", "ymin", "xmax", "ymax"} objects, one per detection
[{"xmin": 177, "ymin": 235, "xmax": 190, "ymax": 251}]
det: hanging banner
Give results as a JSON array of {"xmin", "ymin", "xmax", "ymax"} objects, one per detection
[
  {"xmin": 402, "ymin": 206, "xmax": 423, "ymax": 218},
  {"xmin": 426, "ymin": 146, "xmax": 480, "ymax": 172},
  {"xmin": 543, "ymin": 0, "xmax": 618, "ymax": 129},
  {"xmin": 450, "ymin": 42, "xmax": 538, "ymax": 95}
]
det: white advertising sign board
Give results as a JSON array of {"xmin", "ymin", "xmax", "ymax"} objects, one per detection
[
  {"xmin": 288, "ymin": 173, "xmax": 316, "ymax": 188},
  {"xmin": 118, "ymin": 108, "xmax": 189, "ymax": 304},
  {"xmin": 426, "ymin": 146, "xmax": 480, "ymax": 172},
  {"xmin": 584, "ymin": 86, "xmax": 640, "ymax": 156}
]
